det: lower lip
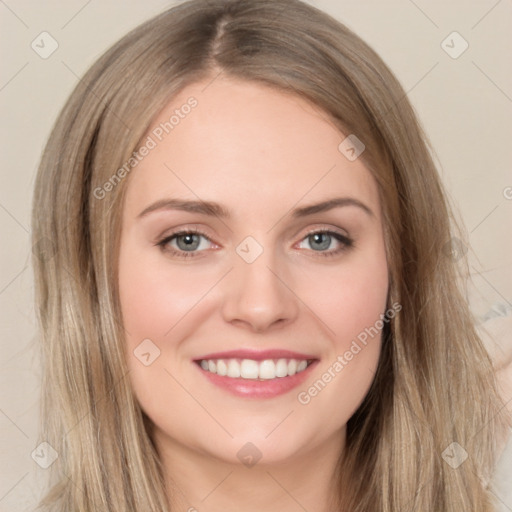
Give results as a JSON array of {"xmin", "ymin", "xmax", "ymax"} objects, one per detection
[{"xmin": 194, "ymin": 360, "xmax": 319, "ymax": 399}]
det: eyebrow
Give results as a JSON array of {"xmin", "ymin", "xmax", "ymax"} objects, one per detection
[{"xmin": 137, "ymin": 196, "xmax": 374, "ymax": 219}]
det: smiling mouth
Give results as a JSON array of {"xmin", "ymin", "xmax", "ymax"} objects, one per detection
[{"xmin": 195, "ymin": 357, "xmax": 316, "ymax": 380}]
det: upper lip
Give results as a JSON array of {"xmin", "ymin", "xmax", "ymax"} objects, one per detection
[{"xmin": 194, "ymin": 349, "xmax": 318, "ymax": 361}]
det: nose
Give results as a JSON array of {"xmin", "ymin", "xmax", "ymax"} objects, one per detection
[{"xmin": 221, "ymin": 244, "xmax": 299, "ymax": 333}]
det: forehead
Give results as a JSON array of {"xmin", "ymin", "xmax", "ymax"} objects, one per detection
[{"xmin": 123, "ymin": 75, "xmax": 380, "ymax": 222}]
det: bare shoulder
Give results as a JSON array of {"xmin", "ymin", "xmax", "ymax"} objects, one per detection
[
  {"xmin": 477, "ymin": 311, "xmax": 512, "ymax": 473},
  {"xmin": 478, "ymin": 312, "xmax": 512, "ymax": 505},
  {"xmin": 478, "ymin": 312, "xmax": 512, "ymax": 432}
]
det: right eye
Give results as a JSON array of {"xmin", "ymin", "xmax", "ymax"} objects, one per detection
[{"xmin": 156, "ymin": 228, "xmax": 215, "ymax": 258}]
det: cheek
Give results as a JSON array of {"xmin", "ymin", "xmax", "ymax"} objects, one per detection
[
  {"xmin": 297, "ymin": 243, "xmax": 389, "ymax": 351},
  {"xmin": 292, "ymin": 243, "xmax": 388, "ymax": 416},
  {"xmin": 118, "ymin": 241, "xmax": 198, "ymax": 418},
  {"xmin": 118, "ymin": 243, "xmax": 211, "ymax": 342},
  {"xmin": 118, "ymin": 237, "xmax": 225, "ymax": 406}
]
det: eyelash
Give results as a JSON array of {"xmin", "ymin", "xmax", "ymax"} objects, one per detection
[{"xmin": 156, "ymin": 227, "xmax": 354, "ymax": 259}]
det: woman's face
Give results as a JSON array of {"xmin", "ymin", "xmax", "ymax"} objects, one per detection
[{"xmin": 118, "ymin": 75, "xmax": 389, "ymax": 467}]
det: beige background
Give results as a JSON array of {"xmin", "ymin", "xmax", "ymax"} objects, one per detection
[{"xmin": 1, "ymin": 0, "xmax": 511, "ymax": 510}]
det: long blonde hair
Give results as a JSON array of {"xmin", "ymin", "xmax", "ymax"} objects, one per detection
[{"xmin": 31, "ymin": 0, "xmax": 510, "ymax": 510}]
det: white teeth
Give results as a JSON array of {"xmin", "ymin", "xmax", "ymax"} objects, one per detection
[
  {"xmin": 275, "ymin": 358, "xmax": 288, "ymax": 377},
  {"xmin": 216, "ymin": 359, "xmax": 227, "ymax": 376},
  {"xmin": 198, "ymin": 357, "xmax": 312, "ymax": 380},
  {"xmin": 240, "ymin": 359, "xmax": 259, "ymax": 379},
  {"xmin": 259, "ymin": 359, "xmax": 276, "ymax": 380},
  {"xmin": 227, "ymin": 359, "xmax": 240, "ymax": 378},
  {"xmin": 297, "ymin": 360, "xmax": 308, "ymax": 372}
]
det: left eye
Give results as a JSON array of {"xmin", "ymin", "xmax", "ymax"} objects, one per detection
[{"xmin": 296, "ymin": 230, "xmax": 353, "ymax": 256}]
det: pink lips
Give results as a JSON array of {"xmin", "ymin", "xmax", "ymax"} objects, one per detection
[{"xmin": 193, "ymin": 349, "xmax": 319, "ymax": 399}]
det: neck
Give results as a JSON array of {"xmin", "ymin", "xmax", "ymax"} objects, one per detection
[{"xmin": 154, "ymin": 428, "xmax": 345, "ymax": 512}]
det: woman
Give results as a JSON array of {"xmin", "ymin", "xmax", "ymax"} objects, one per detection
[{"xmin": 31, "ymin": 0, "xmax": 510, "ymax": 510}]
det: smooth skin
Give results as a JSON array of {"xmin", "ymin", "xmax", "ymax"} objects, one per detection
[{"xmin": 118, "ymin": 74, "xmax": 389, "ymax": 512}]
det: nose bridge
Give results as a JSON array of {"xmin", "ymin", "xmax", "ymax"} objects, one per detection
[{"xmin": 221, "ymin": 235, "xmax": 298, "ymax": 331}]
